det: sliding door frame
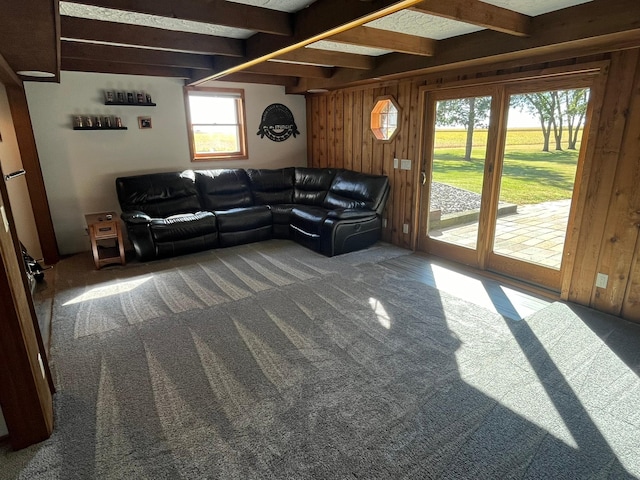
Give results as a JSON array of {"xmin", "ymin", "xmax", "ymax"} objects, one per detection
[{"xmin": 415, "ymin": 62, "xmax": 608, "ymax": 291}]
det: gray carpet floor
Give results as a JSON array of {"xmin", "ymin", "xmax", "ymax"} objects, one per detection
[{"xmin": 1, "ymin": 240, "xmax": 640, "ymax": 479}]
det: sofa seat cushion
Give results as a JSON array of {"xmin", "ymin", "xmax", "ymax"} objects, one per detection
[
  {"xmin": 269, "ymin": 204, "xmax": 296, "ymax": 224},
  {"xmin": 215, "ymin": 206, "xmax": 272, "ymax": 233},
  {"xmin": 290, "ymin": 206, "xmax": 330, "ymax": 236},
  {"xmin": 150, "ymin": 212, "xmax": 217, "ymax": 243}
]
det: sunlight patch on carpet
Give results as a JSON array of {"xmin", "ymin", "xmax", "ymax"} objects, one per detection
[{"xmin": 63, "ymin": 276, "xmax": 152, "ymax": 305}]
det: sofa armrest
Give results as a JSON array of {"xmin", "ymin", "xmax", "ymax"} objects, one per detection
[
  {"xmin": 121, "ymin": 210, "xmax": 152, "ymax": 225},
  {"xmin": 326, "ymin": 208, "xmax": 377, "ymax": 220}
]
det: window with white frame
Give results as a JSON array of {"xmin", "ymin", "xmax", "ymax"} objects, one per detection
[{"xmin": 185, "ymin": 87, "xmax": 248, "ymax": 161}]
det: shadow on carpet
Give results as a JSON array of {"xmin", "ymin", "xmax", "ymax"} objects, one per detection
[{"xmin": 2, "ymin": 241, "xmax": 639, "ymax": 479}]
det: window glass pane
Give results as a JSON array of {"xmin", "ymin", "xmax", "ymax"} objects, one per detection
[
  {"xmin": 193, "ymin": 125, "xmax": 240, "ymax": 155},
  {"xmin": 188, "ymin": 96, "xmax": 238, "ymax": 124},
  {"xmin": 491, "ymin": 88, "xmax": 587, "ymax": 269},
  {"xmin": 427, "ymin": 96, "xmax": 492, "ymax": 250}
]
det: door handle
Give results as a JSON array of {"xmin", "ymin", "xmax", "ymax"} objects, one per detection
[{"xmin": 421, "ymin": 171, "xmax": 427, "ymax": 185}]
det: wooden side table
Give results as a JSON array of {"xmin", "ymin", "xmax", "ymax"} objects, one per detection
[{"xmin": 85, "ymin": 212, "xmax": 126, "ymax": 269}]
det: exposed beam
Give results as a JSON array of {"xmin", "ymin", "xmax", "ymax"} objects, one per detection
[
  {"xmin": 62, "ymin": 58, "xmax": 191, "ymax": 78},
  {"xmin": 290, "ymin": 0, "xmax": 640, "ymax": 93},
  {"xmin": 329, "ymin": 26, "xmax": 436, "ymax": 56},
  {"xmin": 217, "ymin": 73, "xmax": 298, "ymax": 88},
  {"xmin": 0, "ymin": 0, "xmax": 59, "ymax": 80},
  {"xmin": 246, "ymin": 61, "xmax": 333, "ymax": 79},
  {"xmin": 64, "ymin": 0, "xmax": 292, "ymax": 36},
  {"xmin": 277, "ymin": 49, "xmax": 374, "ymax": 70},
  {"xmin": 62, "ymin": 41, "xmax": 214, "ymax": 69},
  {"xmin": 193, "ymin": 0, "xmax": 424, "ymax": 84},
  {"xmin": 410, "ymin": 0, "xmax": 532, "ymax": 37},
  {"xmin": 61, "ymin": 16, "xmax": 244, "ymax": 57}
]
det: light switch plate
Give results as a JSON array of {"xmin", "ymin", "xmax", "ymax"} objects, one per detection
[
  {"xmin": 595, "ymin": 273, "xmax": 608, "ymax": 288},
  {"xmin": 402, "ymin": 223, "xmax": 409, "ymax": 234},
  {"xmin": 400, "ymin": 159, "xmax": 412, "ymax": 170},
  {"xmin": 0, "ymin": 206, "xmax": 8, "ymax": 232},
  {"xmin": 393, "ymin": 158, "xmax": 399, "ymax": 169}
]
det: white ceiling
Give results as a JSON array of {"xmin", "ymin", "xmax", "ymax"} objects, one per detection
[
  {"xmin": 59, "ymin": 0, "xmax": 595, "ymax": 57},
  {"xmin": 59, "ymin": 2, "xmax": 255, "ymax": 39}
]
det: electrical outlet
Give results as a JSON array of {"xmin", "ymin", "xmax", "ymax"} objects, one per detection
[
  {"xmin": 400, "ymin": 159, "xmax": 412, "ymax": 170},
  {"xmin": 393, "ymin": 158, "xmax": 399, "ymax": 169},
  {"xmin": 402, "ymin": 223, "xmax": 409, "ymax": 234},
  {"xmin": 595, "ymin": 273, "xmax": 608, "ymax": 288}
]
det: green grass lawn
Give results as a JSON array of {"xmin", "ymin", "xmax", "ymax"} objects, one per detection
[{"xmin": 432, "ymin": 129, "xmax": 580, "ymax": 205}]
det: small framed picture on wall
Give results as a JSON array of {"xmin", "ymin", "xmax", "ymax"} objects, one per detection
[{"xmin": 138, "ymin": 116, "xmax": 152, "ymax": 129}]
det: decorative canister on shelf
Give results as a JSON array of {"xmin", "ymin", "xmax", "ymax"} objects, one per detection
[
  {"xmin": 73, "ymin": 116, "xmax": 84, "ymax": 128},
  {"xmin": 127, "ymin": 92, "xmax": 135, "ymax": 104},
  {"xmin": 94, "ymin": 116, "xmax": 102, "ymax": 128},
  {"xmin": 115, "ymin": 117, "xmax": 123, "ymax": 128},
  {"xmin": 85, "ymin": 116, "xmax": 93, "ymax": 128},
  {"xmin": 104, "ymin": 116, "xmax": 113, "ymax": 128},
  {"xmin": 145, "ymin": 93, "xmax": 152, "ymax": 103},
  {"xmin": 105, "ymin": 90, "xmax": 115, "ymax": 103}
]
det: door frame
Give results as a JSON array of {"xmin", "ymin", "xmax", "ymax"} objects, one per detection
[{"xmin": 414, "ymin": 63, "xmax": 607, "ymax": 291}]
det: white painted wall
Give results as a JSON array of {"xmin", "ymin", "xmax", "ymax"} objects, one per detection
[
  {"xmin": 24, "ymin": 72, "xmax": 307, "ymax": 255},
  {"xmin": 0, "ymin": 83, "xmax": 42, "ymax": 260}
]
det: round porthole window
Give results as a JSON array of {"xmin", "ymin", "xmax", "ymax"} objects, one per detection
[{"xmin": 371, "ymin": 96, "xmax": 400, "ymax": 141}]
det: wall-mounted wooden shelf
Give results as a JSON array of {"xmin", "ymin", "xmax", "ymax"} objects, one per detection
[
  {"xmin": 73, "ymin": 126, "xmax": 128, "ymax": 130},
  {"xmin": 104, "ymin": 101, "xmax": 156, "ymax": 107}
]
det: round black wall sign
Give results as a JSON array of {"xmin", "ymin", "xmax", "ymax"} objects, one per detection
[{"xmin": 257, "ymin": 103, "xmax": 300, "ymax": 142}]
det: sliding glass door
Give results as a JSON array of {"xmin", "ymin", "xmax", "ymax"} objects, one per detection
[{"xmin": 418, "ymin": 78, "xmax": 593, "ymax": 291}]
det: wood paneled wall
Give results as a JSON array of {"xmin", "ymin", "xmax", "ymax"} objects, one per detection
[
  {"xmin": 306, "ymin": 49, "xmax": 640, "ymax": 322},
  {"xmin": 307, "ymin": 83, "xmax": 421, "ymax": 248}
]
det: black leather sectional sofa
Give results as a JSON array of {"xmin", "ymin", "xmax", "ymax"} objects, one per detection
[{"xmin": 115, "ymin": 167, "xmax": 390, "ymax": 261}]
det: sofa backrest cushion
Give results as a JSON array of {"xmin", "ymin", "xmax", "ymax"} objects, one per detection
[
  {"xmin": 294, "ymin": 168, "xmax": 337, "ymax": 206},
  {"xmin": 323, "ymin": 170, "xmax": 390, "ymax": 212},
  {"xmin": 116, "ymin": 170, "xmax": 201, "ymax": 217},
  {"xmin": 247, "ymin": 167, "xmax": 295, "ymax": 205},
  {"xmin": 195, "ymin": 169, "xmax": 253, "ymax": 211}
]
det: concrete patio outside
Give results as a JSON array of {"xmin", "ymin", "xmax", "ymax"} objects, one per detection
[{"xmin": 429, "ymin": 199, "xmax": 571, "ymax": 270}]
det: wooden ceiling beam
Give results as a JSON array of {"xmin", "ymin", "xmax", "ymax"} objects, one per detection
[
  {"xmin": 410, "ymin": 0, "xmax": 531, "ymax": 37},
  {"xmin": 61, "ymin": 16, "xmax": 244, "ymax": 57},
  {"xmin": 192, "ymin": 0, "xmax": 424, "ymax": 84},
  {"xmin": 276, "ymin": 49, "xmax": 374, "ymax": 70},
  {"xmin": 64, "ymin": 0, "xmax": 292, "ymax": 36},
  {"xmin": 0, "ymin": 0, "xmax": 59, "ymax": 80},
  {"xmin": 217, "ymin": 73, "xmax": 298, "ymax": 88},
  {"xmin": 61, "ymin": 41, "xmax": 214, "ymax": 69},
  {"xmin": 61, "ymin": 58, "xmax": 191, "ymax": 78},
  {"xmin": 290, "ymin": 0, "xmax": 640, "ymax": 93},
  {"xmin": 192, "ymin": 70, "xmax": 298, "ymax": 88},
  {"xmin": 246, "ymin": 62, "xmax": 333, "ymax": 79},
  {"xmin": 0, "ymin": 53, "xmax": 22, "ymax": 87},
  {"xmin": 329, "ymin": 26, "xmax": 436, "ymax": 56}
]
